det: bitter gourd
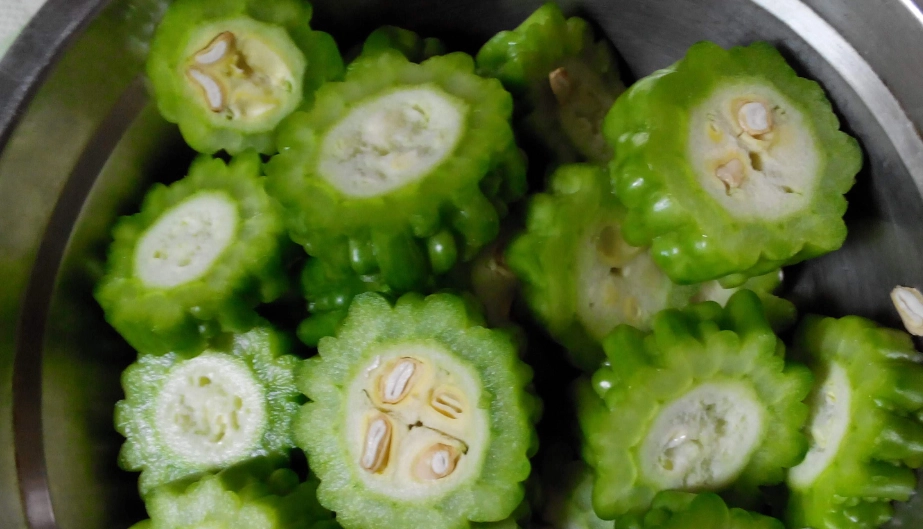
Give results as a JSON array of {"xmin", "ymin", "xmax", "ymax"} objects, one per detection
[
  {"xmin": 605, "ymin": 41, "xmax": 861, "ymax": 284},
  {"xmin": 147, "ymin": 0, "xmax": 344, "ymax": 154},
  {"xmin": 358, "ymin": 26, "xmax": 445, "ymax": 63},
  {"xmin": 95, "ymin": 152, "xmax": 288, "ymax": 355},
  {"xmin": 616, "ymin": 492, "xmax": 783, "ymax": 529},
  {"xmin": 577, "ymin": 290, "xmax": 812, "ymax": 518},
  {"xmin": 296, "ymin": 292, "xmax": 540, "ymax": 529},
  {"xmin": 506, "ymin": 164, "xmax": 795, "ymax": 370},
  {"xmin": 116, "ymin": 324, "xmax": 301, "ymax": 495},
  {"xmin": 477, "ymin": 3, "xmax": 625, "ymax": 164},
  {"xmin": 787, "ymin": 315, "xmax": 923, "ymax": 529},
  {"xmin": 543, "ymin": 461, "xmax": 612, "ymax": 529}
]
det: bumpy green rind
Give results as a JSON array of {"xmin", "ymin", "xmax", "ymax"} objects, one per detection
[
  {"xmin": 506, "ymin": 164, "xmax": 795, "ymax": 371},
  {"xmin": 133, "ymin": 458, "xmax": 335, "ymax": 529},
  {"xmin": 616, "ymin": 492, "xmax": 784, "ymax": 529},
  {"xmin": 95, "ymin": 152, "xmax": 289, "ymax": 355},
  {"xmin": 295, "ymin": 292, "xmax": 540, "ymax": 529},
  {"xmin": 577, "ymin": 290, "xmax": 812, "ymax": 518},
  {"xmin": 543, "ymin": 461, "xmax": 613, "ymax": 529},
  {"xmin": 358, "ymin": 25, "xmax": 446, "ymax": 63},
  {"xmin": 787, "ymin": 315, "xmax": 923, "ymax": 529},
  {"xmin": 605, "ymin": 41, "xmax": 861, "ymax": 284},
  {"xmin": 147, "ymin": 0, "xmax": 344, "ymax": 154},
  {"xmin": 476, "ymin": 3, "xmax": 625, "ymax": 164},
  {"xmin": 116, "ymin": 325, "xmax": 302, "ymax": 496}
]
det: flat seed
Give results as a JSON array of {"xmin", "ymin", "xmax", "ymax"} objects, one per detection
[
  {"xmin": 892, "ymin": 286, "xmax": 923, "ymax": 336},
  {"xmin": 195, "ymin": 32, "xmax": 235, "ymax": 65},
  {"xmin": 715, "ymin": 158, "xmax": 746, "ymax": 194},
  {"xmin": 549, "ymin": 67, "xmax": 573, "ymax": 104},
  {"xmin": 380, "ymin": 358, "xmax": 420, "ymax": 404},
  {"xmin": 187, "ymin": 68, "xmax": 225, "ymax": 112},
  {"xmin": 431, "ymin": 390, "xmax": 464, "ymax": 419},
  {"xmin": 737, "ymin": 101, "xmax": 773, "ymax": 136},
  {"xmin": 360, "ymin": 415, "xmax": 392, "ymax": 473},
  {"xmin": 413, "ymin": 443, "xmax": 460, "ymax": 480}
]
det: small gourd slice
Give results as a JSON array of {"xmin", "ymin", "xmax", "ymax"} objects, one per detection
[
  {"xmin": 616, "ymin": 492, "xmax": 784, "ymax": 529},
  {"xmin": 357, "ymin": 25, "xmax": 445, "ymax": 63}
]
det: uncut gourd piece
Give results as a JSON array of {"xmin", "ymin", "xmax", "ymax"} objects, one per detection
[
  {"xmin": 616, "ymin": 492, "xmax": 783, "ymax": 529},
  {"xmin": 296, "ymin": 292, "xmax": 540, "ymax": 529},
  {"xmin": 116, "ymin": 325, "xmax": 301, "ymax": 496},
  {"xmin": 605, "ymin": 41, "xmax": 861, "ymax": 285},
  {"xmin": 477, "ymin": 2, "xmax": 625, "ymax": 164},
  {"xmin": 577, "ymin": 290, "xmax": 812, "ymax": 518},
  {"xmin": 787, "ymin": 315, "xmax": 923, "ymax": 529},
  {"xmin": 95, "ymin": 152, "xmax": 288, "ymax": 355},
  {"xmin": 147, "ymin": 0, "xmax": 344, "ymax": 154},
  {"xmin": 505, "ymin": 164, "xmax": 795, "ymax": 371},
  {"xmin": 130, "ymin": 458, "xmax": 335, "ymax": 529}
]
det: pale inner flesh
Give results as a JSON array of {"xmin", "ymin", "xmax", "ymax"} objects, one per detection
[
  {"xmin": 641, "ymin": 381, "xmax": 765, "ymax": 490},
  {"xmin": 134, "ymin": 192, "xmax": 239, "ymax": 288},
  {"xmin": 156, "ymin": 353, "xmax": 266, "ymax": 466},
  {"xmin": 789, "ymin": 362, "xmax": 851, "ymax": 487},
  {"xmin": 319, "ymin": 87, "xmax": 467, "ymax": 198},
  {"xmin": 688, "ymin": 83, "xmax": 820, "ymax": 220},
  {"xmin": 345, "ymin": 343, "xmax": 489, "ymax": 499}
]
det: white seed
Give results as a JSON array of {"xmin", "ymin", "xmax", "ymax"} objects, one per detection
[
  {"xmin": 413, "ymin": 443, "xmax": 459, "ymax": 480},
  {"xmin": 737, "ymin": 101, "xmax": 773, "ymax": 136},
  {"xmin": 187, "ymin": 68, "xmax": 225, "ymax": 112},
  {"xmin": 431, "ymin": 390, "xmax": 463, "ymax": 419},
  {"xmin": 380, "ymin": 358, "xmax": 420, "ymax": 404},
  {"xmin": 195, "ymin": 32, "xmax": 235, "ymax": 65},
  {"xmin": 549, "ymin": 67, "xmax": 573, "ymax": 104},
  {"xmin": 715, "ymin": 158, "xmax": 746, "ymax": 194},
  {"xmin": 891, "ymin": 286, "xmax": 923, "ymax": 336},
  {"xmin": 360, "ymin": 415, "xmax": 392, "ymax": 472}
]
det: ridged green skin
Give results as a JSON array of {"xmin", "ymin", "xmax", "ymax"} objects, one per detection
[
  {"xmin": 506, "ymin": 164, "xmax": 795, "ymax": 371},
  {"xmin": 116, "ymin": 325, "xmax": 301, "ymax": 495},
  {"xmin": 147, "ymin": 0, "xmax": 344, "ymax": 154},
  {"xmin": 577, "ymin": 290, "xmax": 812, "ymax": 518},
  {"xmin": 477, "ymin": 3, "xmax": 625, "ymax": 164},
  {"xmin": 605, "ymin": 41, "xmax": 861, "ymax": 284},
  {"xmin": 95, "ymin": 152, "xmax": 288, "ymax": 355},
  {"xmin": 359, "ymin": 26, "xmax": 446, "ymax": 63},
  {"xmin": 787, "ymin": 315, "xmax": 923, "ymax": 529},
  {"xmin": 616, "ymin": 492, "xmax": 783, "ymax": 529},
  {"xmin": 296, "ymin": 292, "xmax": 540, "ymax": 529},
  {"xmin": 131, "ymin": 458, "xmax": 336, "ymax": 529},
  {"xmin": 543, "ymin": 462, "xmax": 613, "ymax": 529}
]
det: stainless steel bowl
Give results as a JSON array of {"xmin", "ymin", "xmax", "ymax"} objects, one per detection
[{"xmin": 3, "ymin": 0, "xmax": 923, "ymax": 527}]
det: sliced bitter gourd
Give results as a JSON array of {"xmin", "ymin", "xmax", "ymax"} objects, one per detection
[
  {"xmin": 147, "ymin": 0, "xmax": 344, "ymax": 154},
  {"xmin": 266, "ymin": 50, "xmax": 526, "ymax": 301},
  {"xmin": 116, "ymin": 324, "xmax": 302, "ymax": 495},
  {"xmin": 132, "ymin": 458, "xmax": 335, "ymax": 529},
  {"xmin": 296, "ymin": 292, "xmax": 540, "ymax": 529},
  {"xmin": 786, "ymin": 315, "xmax": 923, "ymax": 529},
  {"xmin": 577, "ymin": 290, "xmax": 812, "ymax": 518},
  {"xmin": 506, "ymin": 164, "xmax": 795, "ymax": 371},
  {"xmin": 616, "ymin": 492, "xmax": 784, "ymax": 529},
  {"xmin": 95, "ymin": 152, "xmax": 288, "ymax": 355},
  {"xmin": 477, "ymin": 3, "xmax": 625, "ymax": 164},
  {"xmin": 357, "ymin": 26, "xmax": 445, "ymax": 63},
  {"xmin": 605, "ymin": 41, "xmax": 862, "ymax": 284}
]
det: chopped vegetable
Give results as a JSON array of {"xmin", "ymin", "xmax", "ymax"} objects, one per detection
[{"xmin": 616, "ymin": 492, "xmax": 783, "ymax": 529}]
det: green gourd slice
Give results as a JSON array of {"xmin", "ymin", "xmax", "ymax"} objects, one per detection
[
  {"xmin": 116, "ymin": 325, "xmax": 301, "ymax": 496},
  {"xmin": 786, "ymin": 315, "xmax": 923, "ymax": 529},
  {"xmin": 616, "ymin": 492, "xmax": 784, "ymax": 529},
  {"xmin": 131, "ymin": 458, "xmax": 335, "ymax": 529},
  {"xmin": 604, "ymin": 41, "xmax": 861, "ymax": 284},
  {"xmin": 505, "ymin": 164, "xmax": 795, "ymax": 371},
  {"xmin": 295, "ymin": 292, "xmax": 540, "ymax": 529},
  {"xmin": 476, "ymin": 3, "xmax": 625, "ymax": 164},
  {"xmin": 577, "ymin": 290, "xmax": 812, "ymax": 518},
  {"xmin": 358, "ymin": 26, "xmax": 445, "ymax": 63},
  {"xmin": 147, "ymin": 0, "xmax": 344, "ymax": 154},
  {"xmin": 95, "ymin": 152, "xmax": 288, "ymax": 355}
]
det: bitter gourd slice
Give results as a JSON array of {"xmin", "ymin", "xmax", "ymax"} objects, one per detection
[
  {"xmin": 476, "ymin": 3, "xmax": 625, "ymax": 164},
  {"xmin": 147, "ymin": 0, "xmax": 344, "ymax": 154},
  {"xmin": 616, "ymin": 492, "xmax": 783, "ymax": 529},
  {"xmin": 505, "ymin": 164, "xmax": 795, "ymax": 371},
  {"xmin": 786, "ymin": 315, "xmax": 923, "ymax": 529},
  {"xmin": 358, "ymin": 26, "xmax": 445, "ymax": 63},
  {"xmin": 116, "ymin": 325, "xmax": 301, "ymax": 495},
  {"xmin": 95, "ymin": 152, "xmax": 288, "ymax": 355},
  {"xmin": 131, "ymin": 458, "xmax": 335, "ymax": 529},
  {"xmin": 605, "ymin": 41, "xmax": 861, "ymax": 284},
  {"xmin": 577, "ymin": 290, "xmax": 812, "ymax": 518},
  {"xmin": 296, "ymin": 292, "xmax": 540, "ymax": 529},
  {"xmin": 266, "ymin": 50, "xmax": 526, "ymax": 300}
]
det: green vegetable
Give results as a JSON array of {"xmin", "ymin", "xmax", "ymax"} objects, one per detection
[
  {"xmin": 477, "ymin": 3, "xmax": 625, "ymax": 164},
  {"xmin": 577, "ymin": 290, "xmax": 812, "ymax": 518},
  {"xmin": 296, "ymin": 292, "xmax": 540, "ymax": 529},
  {"xmin": 786, "ymin": 315, "xmax": 923, "ymax": 529},
  {"xmin": 95, "ymin": 152, "xmax": 288, "ymax": 355},
  {"xmin": 358, "ymin": 26, "xmax": 445, "ymax": 63},
  {"xmin": 605, "ymin": 41, "xmax": 861, "ymax": 284},
  {"xmin": 506, "ymin": 164, "xmax": 795, "ymax": 370},
  {"xmin": 616, "ymin": 492, "xmax": 783, "ymax": 529},
  {"xmin": 116, "ymin": 325, "xmax": 301, "ymax": 495},
  {"xmin": 147, "ymin": 0, "xmax": 344, "ymax": 154},
  {"xmin": 543, "ymin": 461, "xmax": 612, "ymax": 529},
  {"xmin": 131, "ymin": 458, "xmax": 335, "ymax": 529}
]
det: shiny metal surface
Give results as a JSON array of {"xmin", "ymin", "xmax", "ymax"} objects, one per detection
[{"xmin": 2, "ymin": 0, "xmax": 923, "ymax": 527}]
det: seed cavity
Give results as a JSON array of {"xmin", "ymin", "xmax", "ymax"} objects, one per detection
[
  {"xmin": 549, "ymin": 67, "xmax": 573, "ymax": 104},
  {"xmin": 431, "ymin": 389, "xmax": 464, "ymax": 419},
  {"xmin": 195, "ymin": 32, "xmax": 234, "ymax": 65},
  {"xmin": 596, "ymin": 225, "xmax": 641, "ymax": 268},
  {"xmin": 715, "ymin": 158, "xmax": 746, "ymax": 194},
  {"xmin": 737, "ymin": 100, "xmax": 773, "ymax": 136},
  {"xmin": 187, "ymin": 68, "xmax": 226, "ymax": 111},
  {"xmin": 361, "ymin": 415, "xmax": 393, "ymax": 473},
  {"xmin": 414, "ymin": 443, "xmax": 460, "ymax": 480},
  {"xmin": 380, "ymin": 358, "xmax": 421, "ymax": 404},
  {"xmin": 892, "ymin": 286, "xmax": 923, "ymax": 336}
]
